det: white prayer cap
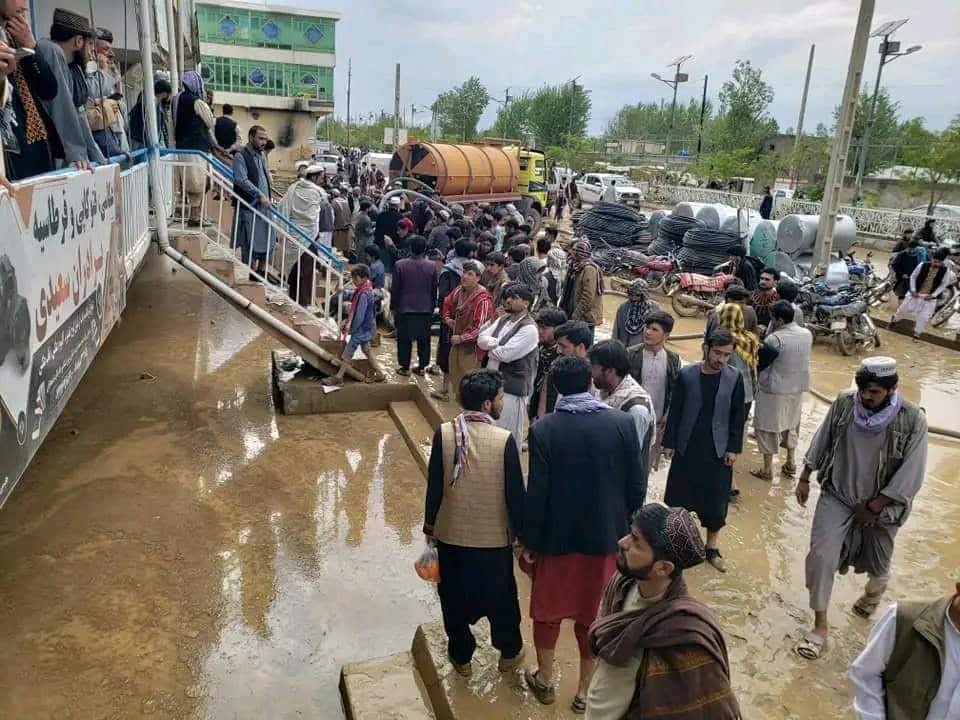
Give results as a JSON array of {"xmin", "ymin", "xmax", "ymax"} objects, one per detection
[
  {"xmin": 389, "ymin": 196, "xmax": 402, "ymax": 206},
  {"xmin": 859, "ymin": 356, "xmax": 897, "ymax": 378},
  {"xmin": 439, "ymin": 209, "xmax": 450, "ymax": 220},
  {"xmin": 330, "ymin": 188, "xmax": 341, "ymax": 197},
  {"xmin": 506, "ymin": 203, "xmax": 517, "ymax": 212},
  {"xmin": 305, "ymin": 164, "xmax": 325, "ymax": 176}
]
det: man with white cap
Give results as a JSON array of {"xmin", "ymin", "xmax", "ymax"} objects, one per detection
[
  {"xmin": 794, "ymin": 357, "xmax": 928, "ymax": 661},
  {"xmin": 279, "ymin": 164, "xmax": 324, "ymax": 303}
]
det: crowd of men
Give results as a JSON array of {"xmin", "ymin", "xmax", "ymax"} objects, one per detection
[{"xmin": 407, "ymin": 227, "xmax": 939, "ymax": 717}]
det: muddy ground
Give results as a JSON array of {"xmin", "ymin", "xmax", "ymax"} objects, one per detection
[{"xmin": 0, "ymin": 250, "xmax": 957, "ymax": 719}]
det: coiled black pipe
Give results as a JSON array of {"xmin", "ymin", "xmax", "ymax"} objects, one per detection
[
  {"xmin": 677, "ymin": 228, "xmax": 743, "ymax": 273},
  {"xmin": 647, "ymin": 214, "xmax": 703, "ymax": 256}
]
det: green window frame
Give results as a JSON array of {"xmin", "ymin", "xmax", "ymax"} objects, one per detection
[
  {"xmin": 196, "ymin": 4, "xmax": 336, "ymax": 52},
  {"xmin": 200, "ymin": 56, "xmax": 333, "ymax": 101}
]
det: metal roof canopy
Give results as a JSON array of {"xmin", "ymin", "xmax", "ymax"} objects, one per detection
[{"xmin": 870, "ymin": 18, "xmax": 907, "ymax": 37}]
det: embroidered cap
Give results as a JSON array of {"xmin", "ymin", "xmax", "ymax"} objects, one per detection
[
  {"xmin": 304, "ymin": 164, "xmax": 325, "ymax": 176},
  {"xmin": 859, "ymin": 356, "xmax": 897, "ymax": 378}
]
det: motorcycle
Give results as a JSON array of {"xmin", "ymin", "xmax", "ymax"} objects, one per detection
[
  {"xmin": 669, "ymin": 272, "xmax": 735, "ymax": 318},
  {"xmin": 931, "ymin": 275, "xmax": 959, "ymax": 328},
  {"xmin": 633, "ymin": 255, "xmax": 680, "ymax": 293},
  {"xmin": 798, "ymin": 281, "xmax": 880, "ymax": 355}
]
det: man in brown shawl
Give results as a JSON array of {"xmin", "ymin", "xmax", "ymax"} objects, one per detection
[{"xmin": 586, "ymin": 504, "xmax": 740, "ymax": 719}]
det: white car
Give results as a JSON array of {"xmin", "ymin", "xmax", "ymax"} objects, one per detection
[
  {"xmin": 296, "ymin": 153, "xmax": 341, "ymax": 177},
  {"xmin": 576, "ymin": 173, "xmax": 643, "ymax": 206}
]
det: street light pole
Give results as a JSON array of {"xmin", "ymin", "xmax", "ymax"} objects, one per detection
[
  {"xmin": 651, "ymin": 55, "xmax": 691, "ymax": 167},
  {"xmin": 852, "ymin": 20, "xmax": 921, "ymax": 205}
]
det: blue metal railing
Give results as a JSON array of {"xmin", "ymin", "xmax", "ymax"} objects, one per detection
[{"xmin": 159, "ymin": 148, "xmax": 343, "ymax": 270}]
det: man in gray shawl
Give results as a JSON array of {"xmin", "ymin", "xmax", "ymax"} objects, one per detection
[{"xmin": 794, "ymin": 357, "xmax": 927, "ymax": 661}]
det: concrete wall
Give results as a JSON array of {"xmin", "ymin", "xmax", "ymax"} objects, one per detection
[{"xmin": 215, "ymin": 104, "xmax": 317, "ymax": 172}]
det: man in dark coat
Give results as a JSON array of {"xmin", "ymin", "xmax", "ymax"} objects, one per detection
[
  {"xmin": 662, "ymin": 329, "xmax": 746, "ymax": 573},
  {"xmin": 759, "ymin": 186, "xmax": 773, "ymax": 219},
  {"xmin": 520, "ymin": 356, "xmax": 643, "ymax": 710},
  {"xmin": 391, "ymin": 235, "xmax": 438, "ymax": 375}
]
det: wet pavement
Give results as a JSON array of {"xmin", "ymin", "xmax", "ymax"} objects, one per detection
[{"xmin": 0, "ymin": 251, "xmax": 957, "ymax": 719}]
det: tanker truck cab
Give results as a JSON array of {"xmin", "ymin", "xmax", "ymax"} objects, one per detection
[{"xmin": 516, "ymin": 149, "xmax": 547, "ymax": 213}]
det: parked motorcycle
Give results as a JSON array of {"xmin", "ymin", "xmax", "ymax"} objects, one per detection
[
  {"xmin": 633, "ymin": 255, "xmax": 680, "ymax": 293},
  {"xmin": 669, "ymin": 272, "xmax": 735, "ymax": 318},
  {"xmin": 931, "ymin": 277, "xmax": 959, "ymax": 328},
  {"xmin": 798, "ymin": 281, "xmax": 880, "ymax": 355}
]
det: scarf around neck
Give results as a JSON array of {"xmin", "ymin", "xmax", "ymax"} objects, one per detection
[
  {"xmin": 602, "ymin": 374, "xmax": 653, "ymax": 414},
  {"xmin": 555, "ymin": 392, "xmax": 609, "ymax": 414},
  {"xmin": 853, "ymin": 390, "xmax": 902, "ymax": 434},
  {"xmin": 624, "ymin": 291, "xmax": 658, "ymax": 336},
  {"xmin": 452, "ymin": 411, "xmax": 495, "ymax": 484},
  {"xmin": 350, "ymin": 278, "xmax": 373, "ymax": 315}
]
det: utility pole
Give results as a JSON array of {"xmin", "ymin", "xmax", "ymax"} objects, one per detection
[
  {"xmin": 651, "ymin": 55, "xmax": 692, "ymax": 166},
  {"xmin": 696, "ymin": 74, "xmax": 708, "ymax": 158},
  {"xmin": 346, "ymin": 58, "xmax": 351, "ymax": 147},
  {"xmin": 505, "ymin": 87, "xmax": 511, "ymax": 106},
  {"xmin": 164, "ymin": 0, "xmax": 179, "ymax": 91},
  {"xmin": 791, "ymin": 44, "xmax": 816, "ymax": 187},
  {"xmin": 813, "ymin": 0, "xmax": 875, "ymax": 274},
  {"xmin": 393, "ymin": 63, "xmax": 401, "ymax": 151},
  {"xmin": 852, "ymin": 20, "xmax": 921, "ymax": 205}
]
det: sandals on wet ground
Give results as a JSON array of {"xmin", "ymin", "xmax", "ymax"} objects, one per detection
[
  {"xmin": 571, "ymin": 695, "xmax": 586, "ymax": 714},
  {"xmin": 523, "ymin": 668, "xmax": 555, "ymax": 706},
  {"xmin": 364, "ymin": 370, "xmax": 386, "ymax": 384},
  {"xmin": 853, "ymin": 592, "xmax": 884, "ymax": 618},
  {"xmin": 781, "ymin": 463, "xmax": 797, "ymax": 477},
  {"xmin": 795, "ymin": 631, "xmax": 828, "ymax": 660},
  {"xmin": 750, "ymin": 469, "xmax": 773, "ymax": 481}
]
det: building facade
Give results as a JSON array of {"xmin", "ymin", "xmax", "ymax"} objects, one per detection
[{"xmin": 196, "ymin": 0, "xmax": 337, "ymax": 169}]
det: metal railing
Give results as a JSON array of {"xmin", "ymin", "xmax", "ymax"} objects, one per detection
[
  {"xmin": 158, "ymin": 149, "xmax": 345, "ymax": 325},
  {"xmin": 120, "ymin": 161, "xmax": 152, "ymax": 278},
  {"xmin": 647, "ymin": 184, "xmax": 960, "ymax": 239}
]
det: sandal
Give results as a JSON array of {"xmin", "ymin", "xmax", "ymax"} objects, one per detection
[
  {"xmin": 430, "ymin": 390, "xmax": 450, "ymax": 401},
  {"xmin": 523, "ymin": 668, "xmax": 555, "ymax": 706},
  {"xmin": 853, "ymin": 592, "xmax": 884, "ymax": 618},
  {"xmin": 571, "ymin": 695, "xmax": 586, "ymax": 714},
  {"xmin": 365, "ymin": 370, "xmax": 386, "ymax": 384},
  {"xmin": 750, "ymin": 469, "xmax": 774, "ymax": 481},
  {"xmin": 322, "ymin": 376, "xmax": 343, "ymax": 387},
  {"xmin": 795, "ymin": 631, "xmax": 828, "ymax": 660},
  {"xmin": 781, "ymin": 462, "xmax": 797, "ymax": 478},
  {"xmin": 705, "ymin": 548, "xmax": 727, "ymax": 573}
]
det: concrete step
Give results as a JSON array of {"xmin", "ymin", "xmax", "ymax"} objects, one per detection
[
  {"xmin": 235, "ymin": 280, "xmax": 266, "ymax": 306},
  {"xmin": 340, "ymin": 650, "xmax": 439, "ymax": 720},
  {"xmin": 201, "ymin": 257, "xmax": 237, "ymax": 287},
  {"xmin": 388, "ymin": 401, "xmax": 435, "ymax": 475},
  {"xmin": 169, "ymin": 232, "xmax": 207, "ymax": 259}
]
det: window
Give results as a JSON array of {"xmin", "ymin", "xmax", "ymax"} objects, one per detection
[
  {"xmin": 219, "ymin": 15, "xmax": 237, "ymax": 36},
  {"xmin": 261, "ymin": 20, "xmax": 279, "ymax": 40},
  {"xmin": 304, "ymin": 25, "xmax": 323, "ymax": 44},
  {"xmin": 518, "ymin": 158, "xmax": 529, "ymax": 171}
]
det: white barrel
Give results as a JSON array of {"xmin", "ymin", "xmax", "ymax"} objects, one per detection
[
  {"xmin": 696, "ymin": 203, "xmax": 739, "ymax": 230},
  {"xmin": 750, "ymin": 219, "xmax": 780, "ymax": 264},
  {"xmin": 777, "ymin": 213, "xmax": 857, "ymax": 255},
  {"xmin": 674, "ymin": 201, "xmax": 712, "ymax": 219},
  {"xmin": 721, "ymin": 208, "xmax": 762, "ymax": 239},
  {"xmin": 648, "ymin": 209, "xmax": 671, "ymax": 240}
]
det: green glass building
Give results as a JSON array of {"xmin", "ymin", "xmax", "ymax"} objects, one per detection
[{"xmin": 195, "ymin": 0, "xmax": 338, "ymax": 165}]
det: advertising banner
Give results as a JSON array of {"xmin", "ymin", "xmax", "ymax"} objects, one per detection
[{"xmin": 0, "ymin": 166, "xmax": 125, "ymax": 508}]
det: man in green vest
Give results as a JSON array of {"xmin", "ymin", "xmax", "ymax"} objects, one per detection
[
  {"xmin": 850, "ymin": 582, "xmax": 960, "ymax": 719},
  {"xmin": 794, "ymin": 357, "xmax": 928, "ymax": 661}
]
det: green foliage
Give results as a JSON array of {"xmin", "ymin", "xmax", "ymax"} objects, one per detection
[
  {"xmin": 489, "ymin": 93, "xmax": 534, "ymax": 142},
  {"xmin": 839, "ymin": 88, "xmax": 901, "ymax": 174},
  {"xmin": 690, "ymin": 147, "xmax": 786, "ymax": 185},
  {"xmin": 711, "ymin": 60, "xmax": 778, "ymax": 151},
  {"xmin": 899, "ymin": 116, "xmax": 960, "ymax": 214},
  {"xmin": 790, "ymin": 136, "xmax": 830, "ymax": 181},
  {"xmin": 434, "ymin": 76, "xmax": 490, "ymax": 141},
  {"xmin": 527, "ymin": 82, "xmax": 591, "ymax": 148},
  {"xmin": 545, "ymin": 138, "xmax": 597, "ymax": 174},
  {"xmin": 604, "ymin": 98, "xmax": 712, "ymax": 149}
]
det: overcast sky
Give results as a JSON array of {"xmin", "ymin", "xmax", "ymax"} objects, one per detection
[{"xmin": 293, "ymin": 0, "xmax": 959, "ymax": 136}]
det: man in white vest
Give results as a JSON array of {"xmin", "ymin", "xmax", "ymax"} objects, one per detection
[{"xmin": 751, "ymin": 300, "xmax": 813, "ymax": 480}]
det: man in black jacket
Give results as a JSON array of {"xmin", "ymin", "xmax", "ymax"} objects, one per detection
[{"xmin": 520, "ymin": 356, "xmax": 642, "ymax": 710}]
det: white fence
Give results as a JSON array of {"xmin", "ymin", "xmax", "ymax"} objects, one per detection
[
  {"xmin": 120, "ymin": 161, "xmax": 151, "ymax": 278},
  {"xmin": 648, "ymin": 184, "xmax": 960, "ymax": 240}
]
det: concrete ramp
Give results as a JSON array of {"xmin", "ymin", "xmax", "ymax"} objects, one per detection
[{"xmin": 340, "ymin": 650, "xmax": 439, "ymax": 720}]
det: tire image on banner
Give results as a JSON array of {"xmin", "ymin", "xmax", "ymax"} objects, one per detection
[{"xmin": 0, "ymin": 166, "xmax": 125, "ymax": 508}]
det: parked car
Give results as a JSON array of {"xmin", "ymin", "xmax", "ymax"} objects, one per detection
[
  {"xmin": 295, "ymin": 153, "xmax": 341, "ymax": 178},
  {"xmin": 576, "ymin": 173, "xmax": 643, "ymax": 207}
]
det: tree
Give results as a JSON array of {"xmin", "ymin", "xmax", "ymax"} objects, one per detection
[
  {"xmin": 712, "ymin": 60, "xmax": 778, "ymax": 151},
  {"xmin": 900, "ymin": 116, "xmax": 960, "ymax": 215},
  {"xmin": 526, "ymin": 81, "xmax": 591, "ymax": 148},
  {"xmin": 489, "ymin": 94, "xmax": 534, "ymax": 142},
  {"xmin": 434, "ymin": 77, "xmax": 490, "ymax": 141},
  {"xmin": 790, "ymin": 135, "xmax": 830, "ymax": 182},
  {"xmin": 545, "ymin": 137, "xmax": 596, "ymax": 174},
  {"xmin": 838, "ymin": 87, "xmax": 901, "ymax": 175},
  {"xmin": 604, "ymin": 98, "xmax": 713, "ymax": 151}
]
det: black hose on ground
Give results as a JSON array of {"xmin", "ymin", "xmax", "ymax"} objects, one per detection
[
  {"xmin": 647, "ymin": 214, "xmax": 702, "ymax": 256},
  {"xmin": 573, "ymin": 202, "xmax": 649, "ymax": 248},
  {"xmin": 677, "ymin": 228, "xmax": 743, "ymax": 274}
]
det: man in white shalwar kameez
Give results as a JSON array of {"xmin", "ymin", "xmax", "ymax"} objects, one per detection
[
  {"xmin": 891, "ymin": 248, "xmax": 954, "ymax": 338},
  {"xmin": 793, "ymin": 357, "xmax": 927, "ymax": 661},
  {"xmin": 477, "ymin": 284, "xmax": 539, "ymax": 445},
  {"xmin": 751, "ymin": 300, "xmax": 812, "ymax": 480},
  {"xmin": 278, "ymin": 165, "xmax": 325, "ymax": 304}
]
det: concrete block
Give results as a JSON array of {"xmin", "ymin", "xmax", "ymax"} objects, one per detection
[
  {"xmin": 388, "ymin": 401, "xmax": 434, "ymax": 474},
  {"xmin": 170, "ymin": 233, "xmax": 206, "ymax": 259},
  {"xmin": 294, "ymin": 322, "xmax": 325, "ymax": 345},
  {"xmin": 235, "ymin": 281, "xmax": 266, "ymax": 306},
  {"xmin": 340, "ymin": 651, "xmax": 437, "ymax": 720},
  {"xmin": 202, "ymin": 258, "xmax": 237, "ymax": 287}
]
